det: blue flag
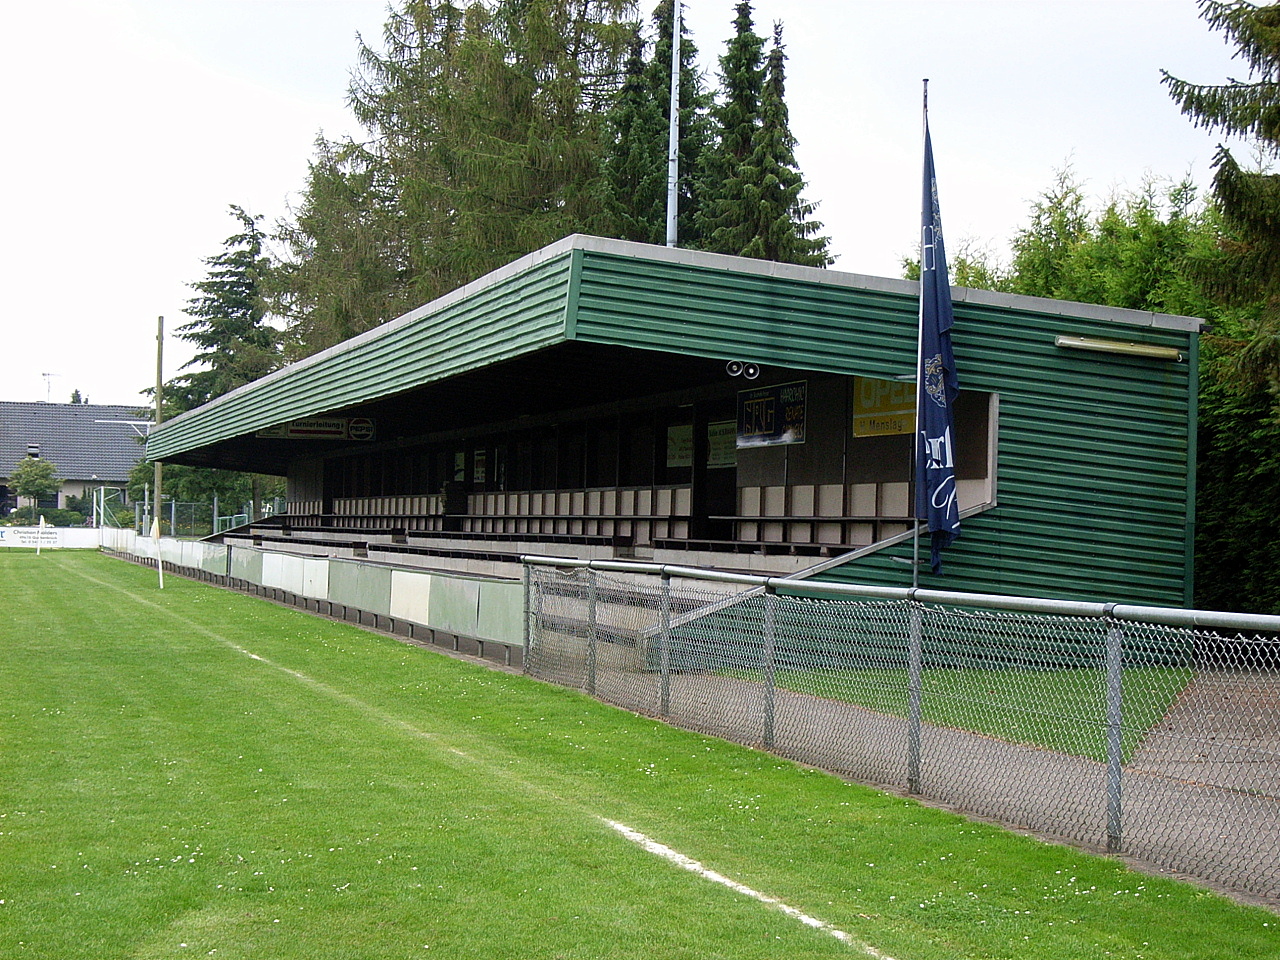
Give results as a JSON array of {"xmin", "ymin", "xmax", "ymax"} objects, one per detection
[{"xmin": 916, "ymin": 119, "xmax": 960, "ymax": 574}]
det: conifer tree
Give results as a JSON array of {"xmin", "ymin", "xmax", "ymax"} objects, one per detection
[
  {"xmin": 277, "ymin": 0, "xmax": 634, "ymax": 358},
  {"xmin": 695, "ymin": 1, "xmax": 765, "ymax": 254},
  {"xmin": 696, "ymin": 6, "xmax": 827, "ymax": 265},
  {"xmin": 601, "ymin": 32, "xmax": 667, "ymax": 242},
  {"xmin": 172, "ymin": 205, "xmax": 279, "ymax": 409},
  {"xmin": 736, "ymin": 24, "xmax": 830, "ymax": 265},
  {"xmin": 273, "ymin": 138, "xmax": 414, "ymax": 357},
  {"xmin": 1162, "ymin": 0, "xmax": 1280, "ymax": 393},
  {"xmin": 137, "ymin": 206, "xmax": 286, "ymax": 515}
]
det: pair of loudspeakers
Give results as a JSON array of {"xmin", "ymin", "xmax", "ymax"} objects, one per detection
[{"xmin": 725, "ymin": 360, "xmax": 760, "ymax": 379}]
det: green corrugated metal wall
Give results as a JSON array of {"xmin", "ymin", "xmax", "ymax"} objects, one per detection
[
  {"xmin": 571, "ymin": 249, "xmax": 1196, "ymax": 607},
  {"xmin": 572, "ymin": 251, "xmax": 916, "ymax": 379},
  {"xmin": 146, "ymin": 253, "xmax": 575, "ymax": 461},
  {"xmin": 145, "ymin": 236, "xmax": 1198, "ymax": 608},
  {"xmin": 821, "ymin": 298, "xmax": 1195, "ymax": 607}
]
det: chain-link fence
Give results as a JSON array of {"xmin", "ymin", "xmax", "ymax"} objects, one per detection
[
  {"xmin": 133, "ymin": 498, "xmax": 285, "ymax": 538},
  {"xmin": 134, "ymin": 502, "xmax": 213, "ymax": 538},
  {"xmin": 524, "ymin": 559, "xmax": 1280, "ymax": 903}
]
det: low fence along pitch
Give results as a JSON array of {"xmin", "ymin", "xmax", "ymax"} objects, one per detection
[{"xmin": 522, "ymin": 557, "xmax": 1280, "ymax": 903}]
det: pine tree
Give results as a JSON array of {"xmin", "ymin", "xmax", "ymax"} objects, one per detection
[
  {"xmin": 736, "ymin": 24, "xmax": 830, "ymax": 266},
  {"xmin": 277, "ymin": 1, "xmax": 635, "ymax": 358},
  {"xmin": 1162, "ymin": 1, "xmax": 1280, "ymax": 145},
  {"xmin": 273, "ymin": 138, "xmax": 414, "ymax": 357},
  {"xmin": 695, "ymin": 1, "xmax": 765, "ymax": 254},
  {"xmin": 172, "ymin": 205, "xmax": 279, "ymax": 409},
  {"xmin": 695, "ymin": 7, "xmax": 827, "ymax": 265},
  {"xmin": 601, "ymin": 31, "xmax": 667, "ymax": 243},
  {"xmin": 1162, "ymin": 0, "xmax": 1280, "ymax": 393},
  {"xmin": 352, "ymin": 0, "xmax": 632, "ymax": 296}
]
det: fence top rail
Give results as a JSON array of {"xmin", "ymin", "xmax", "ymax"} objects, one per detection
[{"xmin": 519, "ymin": 555, "xmax": 1280, "ymax": 633}]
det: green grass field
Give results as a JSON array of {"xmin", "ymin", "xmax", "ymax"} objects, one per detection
[{"xmin": 1, "ymin": 551, "xmax": 1275, "ymax": 959}]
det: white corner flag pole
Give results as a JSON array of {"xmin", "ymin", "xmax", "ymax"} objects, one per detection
[
  {"xmin": 152, "ymin": 516, "xmax": 164, "ymax": 590},
  {"xmin": 36, "ymin": 514, "xmax": 45, "ymax": 557}
]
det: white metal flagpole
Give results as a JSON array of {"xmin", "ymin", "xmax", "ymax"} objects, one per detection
[
  {"xmin": 665, "ymin": 0, "xmax": 682, "ymax": 247},
  {"xmin": 912, "ymin": 79, "xmax": 929, "ymax": 590}
]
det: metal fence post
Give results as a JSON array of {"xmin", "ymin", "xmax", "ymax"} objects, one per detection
[
  {"xmin": 659, "ymin": 571, "xmax": 672, "ymax": 718},
  {"xmin": 586, "ymin": 567, "xmax": 598, "ymax": 696},
  {"xmin": 907, "ymin": 601, "xmax": 923, "ymax": 795},
  {"xmin": 762, "ymin": 585, "xmax": 778, "ymax": 748},
  {"xmin": 522, "ymin": 563, "xmax": 534, "ymax": 676},
  {"xmin": 1105, "ymin": 615, "xmax": 1125, "ymax": 854}
]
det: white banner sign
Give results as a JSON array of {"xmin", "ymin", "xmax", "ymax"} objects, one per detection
[{"xmin": 0, "ymin": 527, "xmax": 100, "ymax": 549}]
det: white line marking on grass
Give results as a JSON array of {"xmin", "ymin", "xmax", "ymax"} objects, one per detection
[
  {"xmin": 71, "ymin": 562, "xmax": 895, "ymax": 956},
  {"xmin": 602, "ymin": 819, "xmax": 897, "ymax": 959}
]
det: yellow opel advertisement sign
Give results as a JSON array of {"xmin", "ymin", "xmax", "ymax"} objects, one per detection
[{"xmin": 852, "ymin": 376, "xmax": 914, "ymax": 437}]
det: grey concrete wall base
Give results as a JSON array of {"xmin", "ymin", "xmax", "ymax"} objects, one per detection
[{"xmin": 108, "ymin": 551, "xmax": 524, "ymax": 672}]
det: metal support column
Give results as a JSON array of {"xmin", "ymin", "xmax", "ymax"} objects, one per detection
[
  {"xmin": 762, "ymin": 586, "xmax": 778, "ymax": 748},
  {"xmin": 907, "ymin": 602, "xmax": 924, "ymax": 794},
  {"xmin": 1105, "ymin": 616, "xmax": 1125, "ymax": 853},
  {"xmin": 522, "ymin": 564, "xmax": 534, "ymax": 675},
  {"xmin": 659, "ymin": 572, "xmax": 672, "ymax": 718},
  {"xmin": 586, "ymin": 568, "xmax": 598, "ymax": 696}
]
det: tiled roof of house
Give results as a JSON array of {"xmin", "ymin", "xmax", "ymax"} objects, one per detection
[{"xmin": 0, "ymin": 402, "xmax": 149, "ymax": 483}]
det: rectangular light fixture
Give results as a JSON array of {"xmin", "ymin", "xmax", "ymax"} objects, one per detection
[{"xmin": 1054, "ymin": 335, "xmax": 1183, "ymax": 361}]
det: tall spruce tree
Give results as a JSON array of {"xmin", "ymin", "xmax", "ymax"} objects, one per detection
[
  {"xmin": 135, "ymin": 205, "xmax": 286, "ymax": 517},
  {"xmin": 696, "ymin": 6, "xmax": 827, "ymax": 265},
  {"xmin": 1162, "ymin": 0, "xmax": 1280, "ymax": 394},
  {"xmin": 601, "ymin": 32, "xmax": 667, "ymax": 242},
  {"xmin": 172, "ymin": 205, "xmax": 279, "ymax": 409},
  {"xmin": 351, "ymin": 0, "xmax": 633, "ymax": 299},
  {"xmin": 277, "ymin": 0, "xmax": 635, "ymax": 359},
  {"xmin": 736, "ymin": 24, "xmax": 830, "ymax": 265},
  {"xmin": 273, "ymin": 138, "xmax": 415, "ymax": 357},
  {"xmin": 695, "ymin": 1, "xmax": 765, "ymax": 254}
]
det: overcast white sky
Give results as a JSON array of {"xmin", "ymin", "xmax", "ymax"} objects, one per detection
[{"xmin": 0, "ymin": 0, "xmax": 1249, "ymax": 406}]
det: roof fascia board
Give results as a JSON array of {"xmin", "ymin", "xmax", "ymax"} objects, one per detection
[
  {"xmin": 563, "ymin": 246, "xmax": 585, "ymax": 340},
  {"xmin": 157, "ymin": 235, "xmax": 582, "ymax": 436}
]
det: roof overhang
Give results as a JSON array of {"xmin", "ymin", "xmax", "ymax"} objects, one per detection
[{"xmin": 147, "ymin": 234, "xmax": 1205, "ymax": 474}]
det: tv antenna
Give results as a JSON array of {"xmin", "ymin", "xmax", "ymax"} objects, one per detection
[{"xmin": 41, "ymin": 372, "xmax": 60, "ymax": 402}]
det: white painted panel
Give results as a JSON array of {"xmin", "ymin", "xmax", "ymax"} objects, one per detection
[
  {"xmin": 278, "ymin": 554, "xmax": 307, "ymax": 595},
  {"xmin": 390, "ymin": 569, "xmax": 432, "ymax": 624},
  {"xmin": 301, "ymin": 558, "xmax": 329, "ymax": 599},
  {"xmin": 262, "ymin": 552, "xmax": 287, "ymax": 590}
]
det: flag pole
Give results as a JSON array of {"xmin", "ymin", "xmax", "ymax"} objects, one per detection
[
  {"xmin": 665, "ymin": 0, "xmax": 682, "ymax": 247},
  {"xmin": 912, "ymin": 79, "xmax": 929, "ymax": 590}
]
